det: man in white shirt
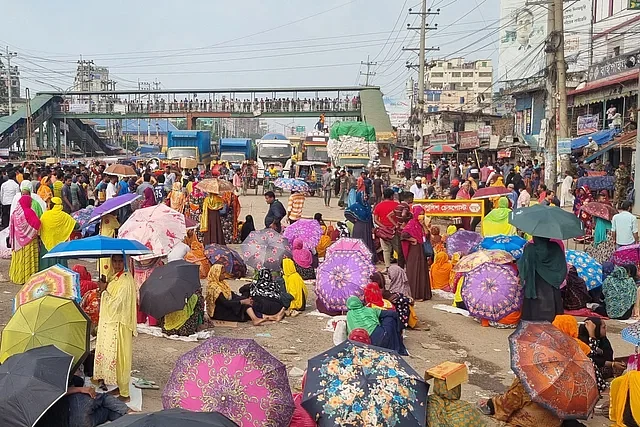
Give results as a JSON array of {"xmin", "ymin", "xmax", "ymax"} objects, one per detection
[
  {"xmin": 611, "ymin": 201, "xmax": 639, "ymax": 248},
  {"xmin": 164, "ymin": 166, "xmax": 176, "ymax": 192},
  {"xmin": 105, "ymin": 175, "xmax": 118, "ymax": 201},
  {"xmin": 409, "ymin": 176, "xmax": 426, "ymax": 199},
  {"xmin": 0, "ymin": 170, "xmax": 19, "ymax": 229}
]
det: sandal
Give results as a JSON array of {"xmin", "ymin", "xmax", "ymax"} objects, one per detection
[
  {"xmin": 134, "ymin": 379, "xmax": 159, "ymax": 390},
  {"xmin": 476, "ymin": 399, "xmax": 493, "ymax": 416}
]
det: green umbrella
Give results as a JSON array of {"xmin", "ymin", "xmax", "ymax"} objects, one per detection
[{"xmin": 509, "ymin": 204, "xmax": 583, "ymax": 240}]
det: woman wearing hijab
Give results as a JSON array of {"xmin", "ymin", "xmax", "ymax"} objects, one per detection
[
  {"xmin": 573, "ymin": 186, "xmax": 594, "ymax": 238},
  {"xmin": 482, "ymin": 197, "xmax": 516, "ymax": 237},
  {"xmin": 579, "ymin": 318, "xmax": 622, "ymax": 387},
  {"xmin": 401, "ymin": 205, "xmax": 431, "ymax": 301},
  {"xmin": 238, "ymin": 268, "xmax": 286, "ymax": 324},
  {"xmin": 205, "ymin": 264, "xmax": 261, "ymax": 325},
  {"xmin": 430, "ymin": 252, "xmax": 453, "ymax": 290},
  {"xmin": 141, "ymin": 187, "xmax": 156, "ymax": 208},
  {"xmin": 168, "ymin": 182, "xmax": 186, "ymax": 214},
  {"xmin": 9, "ymin": 194, "xmax": 41, "ymax": 284},
  {"xmin": 161, "ymin": 289, "xmax": 205, "ymax": 337},
  {"xmin": 364, "ymin": 282, "xmax": 394, "ymax": 310},
  {"xmin": 200, "ymin": 192, "xmax": 226, "ymax": 245},
  {"xmin": 98, "ymin": 214, "xmax": 120, "ymax": 281},
  {"xmin": 387, "ymin": 264, "xmax": 411, "ymax": 296},
  {"xmin": 39, "ymin": 196, "xmax": 76, "ymax": 271},
  {"xmin": 609, "ymin": 371, "xmax": 640, "ymax": 426},
  {"xmin": 561, "ymin": 265, "xmax": 591, "ymax": 311},
  {"xmin": 345, "ymin": 296, "xmax": 407, "ymax": 355},
  {"xmin": 456, "ymin": 181, "xmax": 474, "ymax": 231},
  {"xmin": 239, "ymin": 215, "xmax": 255, "ymax": 242},
  {"xmin": 518, "ymin": 237, "xmax": 566, "ymax": 322},
  {"xmin": 37, "ymin": 175, "xmax": 53, "ymax": 208},
  {"xmin": 282, "ymin": 258, "xmax": 307, "ymax": 311},
  {"xmin": 187, "ymin": 177, "xmax": 206, "ymax": 242},
  {"xmin": 291, "ymin": 238, "xmax": 315, "ymax": 280},
  {"xmin": 595, "ymin": 266, "xmax": 638, "ymax": 320},
  {"xmin": 345, "ymin": 192, "xmax": 376, "ymax": 264}
]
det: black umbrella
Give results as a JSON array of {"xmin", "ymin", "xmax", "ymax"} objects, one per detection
[
  {"xmin": 108, "ymin": 409, "xmax": 239, "ymax": 427},
  {"xmin": 139, "ymin": 260, "xmax": 201, "ymax": 319},
  {"xmin": 0, "ymin": 345, "xmax": 73, "ymax": 427}
]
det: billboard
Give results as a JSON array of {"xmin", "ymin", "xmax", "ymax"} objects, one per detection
[
  {"xmin": 563, "ymin": 0, "xmax": 592, "ymax": 72},
  {"xmin": 383, "ymin": 95, "xmax": 410, "ymax": 130}
]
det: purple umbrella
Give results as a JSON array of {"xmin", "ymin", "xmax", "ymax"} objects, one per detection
[
  {"xmin": 315, "ymin": 250, "xmax": 374, "ymax": 312},
  {"xmin": 71, "ymin": 206, "xmax": 96, "ymax": 229},
  {"xmin": 283, "ymin": 219, "xmax": 322, "ymax": 250},
  {"xmin": 204, "ymin": 244, "xmax": 247, "ymax": 278},
  {"xmin": 447, "ymin": 230, "xmax": 483, "ymax": 257},
  {"xmin": 88, "ymin": 193, "xmax": 141, "ymax": 224},
  {"xmin": 461, "ymin": 263, "xmax": 522, "ymax": 322},
  {"xmin": 240, "ymin": 229, "xmax": 292, "ymax": 271}
]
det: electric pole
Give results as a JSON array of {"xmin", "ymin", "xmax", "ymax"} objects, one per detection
[
  {"xmin": 544, "ymin": 2, "xmax": 557, "ymax": 189},
  {"xmin": 554, "ymin": 0, "xmax": 570, "ymax": 175},
  {"xmin": 0, "ymin": 47, "xmax": 18, "ymax": 114},
  {"xmin": 360, "ymin": 55, "xmax": 377, "ymax": 86}
]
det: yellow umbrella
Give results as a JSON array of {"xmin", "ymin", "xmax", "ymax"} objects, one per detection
[
  {"xmin": 453, "ymin": 249, "xmax": 515, "ymax": 273},
  {"xmin": 0, "ymin": 295, "xmax": 90, "ymax": 373}
]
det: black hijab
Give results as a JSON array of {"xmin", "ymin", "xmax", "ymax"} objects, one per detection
[
  {"xmin": 578, "ymin": 317, "xmax": 614, "ymax": 367},
  {"xmin": 240, "ymin": 215, "xmax": 255, "ymax": 242}
]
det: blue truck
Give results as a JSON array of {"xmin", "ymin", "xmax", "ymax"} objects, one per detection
[
  {"xmin": 166, "ymin": 131, "xmax": 212, "ymax": 165},
  {"xmin": 219, "ymin": 138, "xmax": 255, "ymax": 169}
]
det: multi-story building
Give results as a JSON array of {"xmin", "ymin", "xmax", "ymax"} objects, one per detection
[
  {"xmin": 73, "ymin": 61, "xmax": 113, "ymax": 104},
  {"xmin": 0, "ymin": 60, "xmax": 20, "ymax": 98},
  {"xmin": 424, "ymin": 58, "xmax": 493, "ymax": 113}
]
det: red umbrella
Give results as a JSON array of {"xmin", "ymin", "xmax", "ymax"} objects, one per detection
[
  {"xmin": 580, "ymin": 202, "xmax": 617, "ymax": 221},
  {"xmin": 472, "ymin": 186, "xmax": 512, "ymax": 200},
  {"xmin": 425, "ymin": 144, "xmax": 456, "ymax": 155}
]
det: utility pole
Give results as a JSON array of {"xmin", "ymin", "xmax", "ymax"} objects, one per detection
[
  {"xmin": 0, "ymin": 47, "xmax": 18, "ymax": 114},
  {"xmin": 360, "ymin": 55, "xmax": 377, "ymax": 86},
  {"xmin": 554, "ymin": 0, "xmax": 570, "ymax": 175},
  {"xmin": 544, "ymin": 2, "xmax": 557, "ymax": 189}
]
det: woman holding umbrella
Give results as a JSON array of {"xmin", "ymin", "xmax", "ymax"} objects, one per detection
[
  {"xmin": 573, "ymin": 186, "xmax": 594, "ymax": 239},
  {"xmin": 345, "ymin": 192, "xmax": 376, "ymax": 264},
  {"xmin": 200, "ymin": 192, "xmax": 226, "ymax": 246}
]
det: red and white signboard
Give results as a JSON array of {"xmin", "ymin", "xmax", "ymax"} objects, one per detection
[{"xmin": 414, "ymin": 200, "xmax": 485, "ymax": 217}]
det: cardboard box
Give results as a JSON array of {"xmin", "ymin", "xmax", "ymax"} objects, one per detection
[
  {"xmin": 425, "ymin": 361, "xmax": 468, "ymax": 390},
  {"xmin": 179, "ymin": 158, "xmax": 198, "ymax": 169}
]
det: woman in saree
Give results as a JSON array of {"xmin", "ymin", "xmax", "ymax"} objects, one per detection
[
  {"xmin": 168, "ymin": 182, "xmax": 186, "ymax": 214},
  {"xmin": 345, "ymin": 192, "xmax": 376, "ymax": 264},
  {"xmin": 186, "ymin": 180, "xmax": 206, "ymax": 243},
  {"xmin": 39, "ymin": 197, "xmax": 76, "ymax": 271},
  {"xmin": 141, "ymin": 187, "xmax": 155, "ymax": 208},
  {"xmin": 346, "ymin": 296, "xmax": 407, "ymax": 355},
  {"xmin": 93, "ymin": 255, "xmax": 137, "ymax": 402},
  {"xmin": 482, "ymin": 197, "xmax": 516, "ymax": 237},
  {"xmin": 200, "ymin": 192, "xmax": 225, "ymax": 245},
  {"xmin": 282, "ymin": 258, "xmax": 307, "ymax": 311},
  {"xmin": 237, "ymin": 268, "xmax": 287, "ymax": 325},
  {"xmin": 401, "ymin": 205, "xmax": 431, "ymax": 301},
  {"xmin": 573, "ymin": 186, "xmax": 594, "ymax": 238},
  {"xmin": 98, "ymin": 214, "xmax": 120, "ymax": 280},
  {"xmin": 221, "ymin": 191, "xmax": 241, "ymax": 243},
  {"xmin": 430, "ymin": 251, "xmax": 453, "ymax": 291},
  {"xmin": 9, "ymin": 195, "xmax": 41, "ymax": 284}
]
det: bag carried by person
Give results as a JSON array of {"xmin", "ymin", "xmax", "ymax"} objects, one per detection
[{"xmin": 374, "ymin": 225, "xmax": 395, "ymax": 241}]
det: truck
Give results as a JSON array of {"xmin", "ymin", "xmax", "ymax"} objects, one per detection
[
  {"xmin": 256, "ymin": 133, "xmax": 294, "ymax": 180},
  {"xmin": 302, "ymin": 132, "xmax": 330, "ymax": 164},
  {"xmin": 327, "ymin": 121, "xmax": 378, "ymax": 170},
  {"xmin": 219, "ymin": 138, "xmax": 255, "ymax": 169},
  {"xmin": 166, "ymin": 130, "xmax": 212, "ymax": 165}
]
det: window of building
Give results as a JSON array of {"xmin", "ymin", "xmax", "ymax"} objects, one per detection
[
  {"xmin": 447, "ymin": 62, "xmax": 453, "ymax": 68},
  {"xmin": 463, "ymin": 72, "xmax": 473, "ymax": 77},
  {"xmin": 463, "ymin": 82, "xmax": 474, "ymax": 87},
  {"xmin": 460, "ymin": 97, "xmax": 465, "ymax": 104},
  {"xmin": 426, "ymin": 92, "xmax": 441, "ymax": 102},
  {"xmin": 437, "ymin": 61, "xmax": 443, "ymax": 67},
  {"xmin": 451, "ymin": 72, "xmax": 461, "ymax": 77},
  {"xmin": 479, "ymin": 72, "xmax": 492, "ymax": 77},
  {"xmin": 431, "ymin": 72, "xmax": 444, "ymax": 78},
  {"xmin": 427, "ymin": 106, "xmax": 439, "ymax": 112},
  {"xmin": 613, "ymin": 46, "xmax": 620, "ymax": 56},
  {"xmin": 478, "ymin": 82, "xmax": 491, "ymax": 87},
  {"xmin": 482, "ymin": 61, "xmax": 488, "ymax": 67}
]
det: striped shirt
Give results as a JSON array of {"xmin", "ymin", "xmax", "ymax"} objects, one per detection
[{"xmin": 287, "ymin": 193, "xmax": 306, "ymax": 221}]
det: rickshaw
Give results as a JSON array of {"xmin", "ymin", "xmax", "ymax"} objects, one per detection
[
  {"xmin": 241, "ymin": 161, "xmax": 259, "ymax": 195},
  {"xmin": 295, "ymin": 161, "xmax": 326, "ymax": 197}
]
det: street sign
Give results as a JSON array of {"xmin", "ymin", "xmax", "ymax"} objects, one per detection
[
  {"xmin": 295, "ymin": 126, "xmax": 306, "ymax": 133},
  {"xmin": 557, "ymin": 138, "xmax": 572, "ymax": 155}
]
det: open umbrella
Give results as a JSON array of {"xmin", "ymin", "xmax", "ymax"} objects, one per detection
[
  {"xmin": 43, "ymin": 235, "xmax": 151, "ymax": 259},
  {"xmin": 480, "ymin": 235, "xmax": 528, "ymax": 259},
  {"xmin": 14, "ymin": 264, "xmax": 81, "ymax": 311},
  {"xmin": 139, "ymin": 260, "xmax": 201, "ymax": 319},
  {"xmin": 1, "ymin": 295, "xmax": 90, "ymax": 374},
  {"xmin": 316, "ymin": 250, "xmax": 374, "ymax": 312},
  {"xmin": 0, "ymin": 346, "xmax": 73, "ymax": 427},
  {"xmin": 472, "ymin": 186, "xmax": 512, "ymax": 200},
  {"xmin": 162, "ymin": 337, "xmax": 295, "ymax": 427},
  {"xmin": 283, "ymin": 218, "xmax": 322, "ymax": 250},
  {"xmin": 613, "ymin": 243, "xmax": 640, "ymax": 265},
  {"xmin": 621, "ymin": 322, "xmax": 640, "ymax": 346},
  {"xmin": 425, "ymin": 144, "xmax": 456, "ymax": 155},
  {"xmin": 446, "ymin": 230, "xmax": 482, "ymax": 257},
  {"xmin": 204, "ymin": 244, "xmax": 247, "ymax": 278},
  {"xmin": 509, "ymin": 321, "xmax": 599, "ymax": 419},
  {"xmin": 108, "ymin": 409, "xmax": 239, "ymax": 427},
  {"xmin": 325, "ymin": 237, "xmax": 373, "ymax": 261},
  {"xmin": 88, "ymin": 193, "xmax": 141, "ymax": 224},
  {"xmin": 453, "ymin": 249, "xmax": 514, "ymax": 273},
  {"xmin": 71, "ymin": 205, "xmax": 96, "ymax": 230},
  {"xmin": 302, "ymin": 340, "xmax": 428, "ymax": 427},
  {"xmin": 565, "ymin": 250, "xmax": 602, "ymax": 290},
  {"xmin": 509, "ymin": 204, "xmax": 584, "ymax": 240},
  {"xmin": 461, "ymin": 263, "xmax": 522, "ymax": 322},
  {"xmin": 119, "ymin": 204, "xmax": 187, "ymax": 260},
  {"xmin": 196, "ymin": 178, "xmax": 234, "ymax": 194},
  {"xmin": 105, "ymin": 163, "xmax": 138, "ymax": 177},
  {"xmin": 240, "ymin": 229, "xmax": 292, "ymax": 270},
  {"xmin": 580, "ymin": 202, "xmax": 617, "ymax": 221},
  {"xmin": 274, "ymin": 177, "xmax": 309, "ymax": 192}
]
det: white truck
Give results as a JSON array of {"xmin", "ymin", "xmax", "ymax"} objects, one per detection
[{"xmin": 256, "ymin": 133, "xmax": 294, "ymax": 181}]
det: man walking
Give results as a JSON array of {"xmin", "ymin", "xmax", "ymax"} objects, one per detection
[
  {"xmin": 612, "ymin": 201, "xmax": 638, "ymax": 248},
  {"xmin": 264, "ymin": 191, "xmax": 286, "ymax": 233},
  {"xmin": 338, "ymin": 170, "xmax": 348, "ymax": 208},
  {"xmin": 287, "ymin": 190, "xmax": 306, "ymax": 224},
  {"xmin": 321, "ymin": 168, "xmax": 332, "ymax": 207}
]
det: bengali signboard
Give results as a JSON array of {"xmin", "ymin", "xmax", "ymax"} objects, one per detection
[
  {"xmin": 577, "ymin": 114, "xmax": 599, "ymax": 135},
  {"xmin": 557, "ymin": 138, "xmax": 572, "ymax": 155},
  {"xmin": 588, "ymin": 48, "xmax": 640, "ymax": 81},
  {"xmin": 425, "ymin": 133, "xmax": 456, "ymax": 146},
  {"xmin": 498, "ymin": 149, "xmax": 512, "ymax": 158},
  {"xmin": 68, "ymin": 103, "xmax": 90, "ymax": 113},
  {"xmin": 458, "ymin": 131, "xmax": 480, "ymax": 150},
  {"xmin": 414, "ymin": 200, "xmax": 485, "ymax": 217},
  {"xmin": 478, "ymin": 126, "xmax": 492, "ymax": 140}
]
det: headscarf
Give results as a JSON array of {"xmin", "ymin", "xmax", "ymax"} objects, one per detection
[
  {"xmin": 456, "ymin": 182, "xmax": 471, "ymax": 200},
  {"xmin": 603, "ymin": 261, "xmax": 615, "ymax": 282},
  {"xmin": 402, "ymin": 205, "xmax": 426, "ymax": 258},
  {"xmin": 39, "ymin": 197, "xmax": 76, "ymax": 251},
  {"xmin": 430, "ymin": 252, "xmax": 453, "ymax": 290},
  {"xmin": 601, "ymin": 266, "xmax": 636, "ymax": 319},
  {"xmin": 593, "ymin": 217, "xmax": 612, "ymax": 246},
  {"xmin": 72, "ymin": 264, "xmax": 99, "ymax": 296},
  {"xmin": 169, "ymin": 182, "xmax": 186, "ymax": 213},
  {"xmin": 240, "ymin": 215, "xmax": 255, "ymax": 242},
  {"xmin": 205, "ymin": 264, "xmax": 232, "ymax": 318},
  {"xmin": 141, "ymin": 187, "xmax": 155, "ymax": 208},
  {"xmin": 9, "ymin": 195, "xmax": 41, "ymax": 251},
  {"xmin": 491, "ymin": 176, "xmax": 505, "ymax": 187},
  {"xmin": 292, "ymin": 238, "xmax": 312, "ymax": 268},
  {"xmin": 387, "ymin": 265, "xmax": 411, "ymax": 296},
  {"xmin": 37, "ymin": 176, "xmax": 53, "ymax": 204},
  {"xmin": 446, "ymin": 225, "xmax": 457, "ymax": 235},
  {"xmin": 282, "ymin": 258, "xmax": 307, "ymax": 311},
  {"xmin": 578, "ymin": 317, "xmax": 614, "ymax": 367},
  {"xmin": 346, "ymin": 296, "xmax": 380, "ymax": 335},
  {"xmin": 561, "ymin": 265, "xmax": 591, "ymax": 311},
  {"xmin": 518, "ymin": 237, "xmax": 567, "ymax": 299},
  {"xmin": 610, "ymin": 371, "xmax": 640, "ymax": 426},
  {"xmin": 482, "ymin": 196, "xmax": 516, "ymax": 237},
  {"xmin": 345, "ymin": 192, "xmax": 371, "ymax": 222},
  {"xmin": 348, "ymin": 328, "xmax": 372, "ymax": 345},
  {"xmin": 164, "ymin": 292, "xmax": 199, "ymax": 331},
  {"xmin": 370, "ymin": 272, "xmax": 386, "ymax": 289},
  {"xmin": 573, "ymin": 185, "xmax": 592, "ymax": 217},
  {"xmin": 200, "ymin": 194, "xmax": 224, "ymax": 232},
  {"xmin": 316, "ymin": 226, "xmax": 332, "ymax": 258},
  {"xmin": 250, "ymin": 268, "xmax": 281, "ymax": 300},
  {"xmin": 430, "ymin": 226, "xmax": 442, "ymax": 245},
  {"xmin": 364, "ymin": 283, "xmax": 385, "ymax": 307},
  {"xmin": 552, "ymin": 315, "xmax": 591, "ymax": 355}
]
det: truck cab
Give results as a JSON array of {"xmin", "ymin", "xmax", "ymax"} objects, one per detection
[
  {"xmin": 256, "ymin": 133, "xmax": 294, "ymax": 180},
  {"xmin": 167, "ymin": 131, "xmax": 212, "ymax": 165}
]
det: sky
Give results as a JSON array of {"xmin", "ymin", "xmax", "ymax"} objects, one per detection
[{"xmin": 2, "ymin": 0, "xmax": 501, "ymax": 101}]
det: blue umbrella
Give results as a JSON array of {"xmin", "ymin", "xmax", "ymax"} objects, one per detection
[
  {"xmin": 480, "ymin": 235, "xmax": 527, "ymax": 259},
  {"xmin": 565, "ymin": 250, "xmax": 602, "ymax": 290},
  {"xmin": 273, "ymin": 178, "xmax": 309, "ymax": 192},
  {"xmin": 621, "ymin": 323, "xmax": 640, "ymax": 346},
  {"xmin": 42, "ymin": 236, "xmax": 151, "ymax": 259},
  {"xmin": 88, "ymin": 193, "xmax": 141, "ymax": 224}
]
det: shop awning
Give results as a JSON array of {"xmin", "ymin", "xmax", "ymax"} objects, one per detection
[
  {"xmin": 584, "ymin": 130, "xmax": 637, "ymax": 163},
  {"xmin": 571, "ymin": 129, "xmax": 617, "ymax": 149},
  {"xmin": 569, "ymin": 70, "xmax": 639, "ymax": 107}
]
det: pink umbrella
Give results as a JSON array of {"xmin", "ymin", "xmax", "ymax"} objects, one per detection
[
  {"xmin": 325, "ymin": 237, "xmax": 373, "ymax": 261},
  {"xmin": 283, "ymin": 219, "xmax": 322, "ymax": 250}
]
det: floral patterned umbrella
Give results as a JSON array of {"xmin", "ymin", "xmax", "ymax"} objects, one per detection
[
  {"xmin": 240, "ymin": 229, "xmax": 292, "ymax": 271},
  {"xmin": 509, "ymin": 321, "xmax": 599, "ymax": 419},
  {"xmin": 162, "ymin": 337, "xmax": 295, "ymax": 427},
  {"xmin": 565, "ymin": 250, "xmax": 602, "ymax": 290},
  {"xmin": 274, "ymin": 178, "xmax": 309, "ymax": 192},
  {"xmin": 119, "ymin": 204, "xmax": 186, "ymax": 261},
  {"xmin": 71, "ymin": 206, "xmax": 96, "ymax": 230},
  {"xmin": 621, "ymin": 322, "xmax": 640, "ymax": 346},
  {"xmin": 195, "ymin": 178, "xmax": 234, "ymax": 194},
  {"xmin": 302, "ymin": 340, "xmax": 428, "ymax": 427},
  {"xmin": 580, "ymin": 202, "xmax": 617, "ymax": 221},
  {"xmin": 480, "ymin": 235, "xmax": 527, "ymax": 259},
  {"xmin": 446, "ymin": 230, "xmax": 482, "ymax": 257},
  {"xmin": 325, "ymin": 237, "xmax": 373, "ymax": 261},
  {"xmin": 453, "ymin": 249, "xmax": 514, "ymax": 273},
  {"xmin": 204, "ymin": 244, "xmax": 247, "ymax": 279},
  {"xmin": 613, "ymin": 243, "xmax": 640, "ymax": 265},
  {"xmin": 283, "ymin": 219, "xmax": 323, "ymax": 250},
  {"xmin": 461, "ymin": 263, "xmax": 522, "ymax": 322},
  {"xmin": 316, "ymin": 250, "xmax": 374, "ymax": 312},
  {"xmin": 14, "ymin": 264, "xmax": 81, "ymax": 312}
]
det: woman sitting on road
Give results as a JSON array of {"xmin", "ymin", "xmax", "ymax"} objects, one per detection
[
  {"xmin": 481, "ymin": 197, "xmax": 516, "ymax": 237},
  {"xmin": 292, "ymin": 238, "xmax": 315, "ymax": 280},
  {"xmin": 206, "ymin": 264, "xmax": 267, "ymax": 325},
  {"xmin": 282, "ymin": 258, "xmax": 307, "ymax": 312},
  {"xmin": 593, "ymin": 266, "xmax": 638, "ymax": 320},
  {"xmin": 238, "ymin": 268, "xmax": 286, "ymax": 325},
  {"xmin": 579, "ymin": 317, "xmax": 625, "ymax": 383},
  {"xmin": 160, "ymin": 289, "xmax": 205, "ymax": 337},
  {"xmin": 346, "ymin": 295, "xmax": 407, "ymax": 356}
]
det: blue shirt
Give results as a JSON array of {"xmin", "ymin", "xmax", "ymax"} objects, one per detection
[{"xmin": 117, "ymin": 179, "xmax": 129, "ymax": 196}]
